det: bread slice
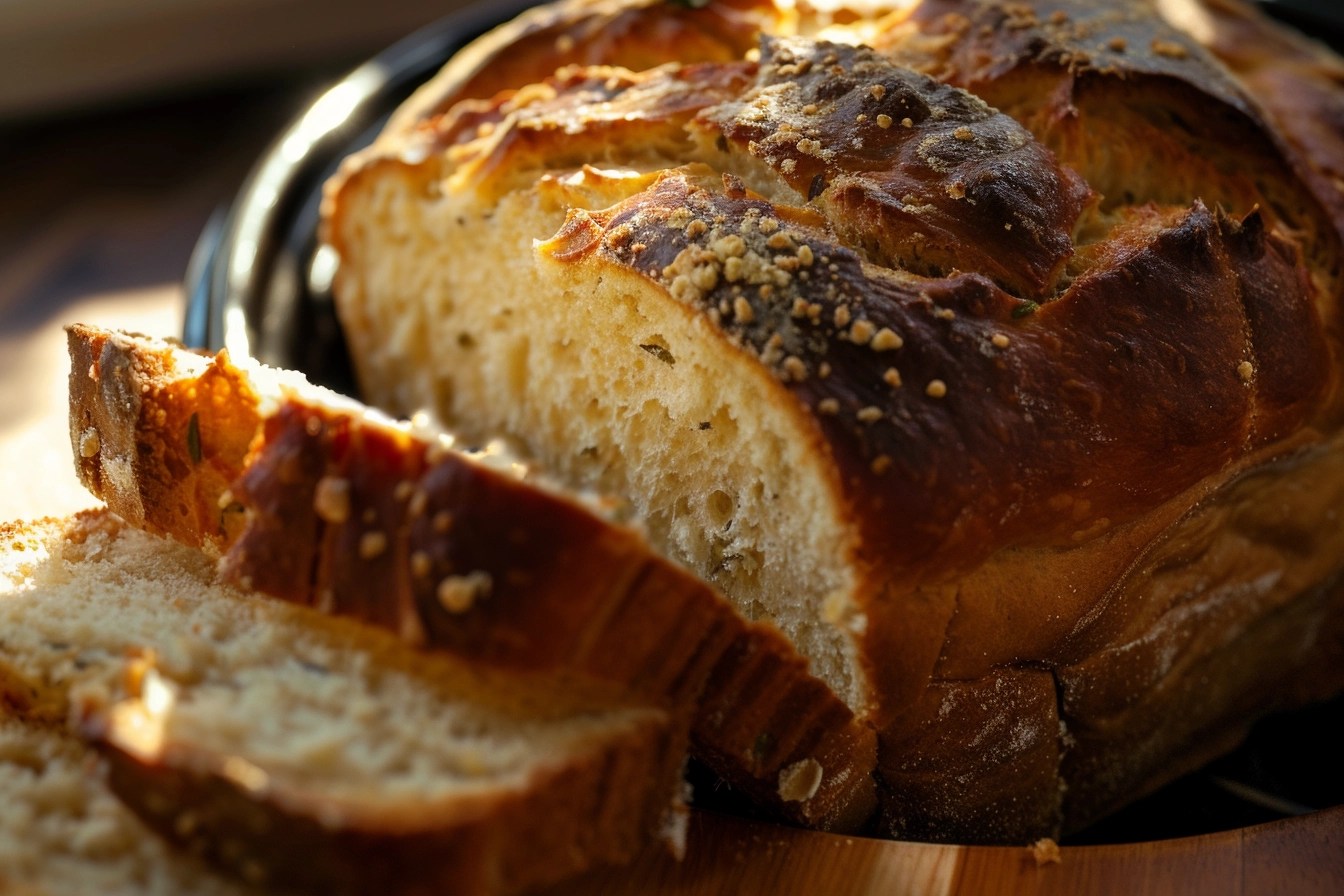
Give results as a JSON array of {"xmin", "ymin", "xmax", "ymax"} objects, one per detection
[
  {"xmin": 321, "ymin": 1, "xmax": 1344, "ymax": 841},
  {"xmin": 0, "ymin": 511, "xmax": 686, "ymax": 895},
  {"xmin": 66, "ymin": 324, "xmax": 878, "ymax": 832},
  {"xmin": 0, "ymin": 715, "xmax": 251, "ymax": 896}
]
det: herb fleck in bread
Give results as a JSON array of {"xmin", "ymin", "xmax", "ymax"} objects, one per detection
[
  {"xmin": 66, "ymin": 324, "xmax": 878, "ymax": 832},
  {"xmin": 0, "ymin": 511, "xmax": 686, "ymax": 895},
  {"xmin": 322, "ymin": 0, "xmax": 1344, "ymax": 841}
]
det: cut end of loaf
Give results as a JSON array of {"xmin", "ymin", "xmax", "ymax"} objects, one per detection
[{"xmin": 330, "ymin": 165, "xmax": 870, "ymax": 711}]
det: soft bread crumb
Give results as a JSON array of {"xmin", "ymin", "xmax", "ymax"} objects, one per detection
[
  {"xmin": 0, "ymin": 719, "xmax": 247, "ymax": 896},
  {"xmin": 1029, "ymin": 837, "xmax": 1061, "ymax": 866}
]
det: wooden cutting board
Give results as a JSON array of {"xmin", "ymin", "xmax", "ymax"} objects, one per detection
[{"xmin": 542, "ymin": 805, "xmax": 1344, "ymax": 896}]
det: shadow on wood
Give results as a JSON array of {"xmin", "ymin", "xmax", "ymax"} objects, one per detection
[{"xmin": 541, "ymin": 805, "xmax": 1344, "ymax": 896}]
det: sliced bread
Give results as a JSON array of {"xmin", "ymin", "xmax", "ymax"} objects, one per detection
[
  {"xmin": 0, "ymin": 511, "xmax": 685, "ymax": 895},
  {"xmin": 0, "ymin": 715, "xmax": 251, "ymax": 896},
  {"xmin": 66, "ymin": 323, "xmax": 877, "ymax": 831}
]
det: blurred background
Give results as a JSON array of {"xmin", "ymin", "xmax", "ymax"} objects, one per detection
[{"xmin": 0, "ymin": 0, "xmax": 475, "ymax": 522}]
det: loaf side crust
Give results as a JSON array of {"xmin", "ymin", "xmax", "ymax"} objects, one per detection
[{"xmin": 319, "ymin": 0, "xmax": 1344, "ymax": 842}]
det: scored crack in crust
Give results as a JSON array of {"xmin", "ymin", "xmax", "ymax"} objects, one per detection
[{"xmin": 323, "ymin": 0, "xmax": 1344, "ymax": 842}]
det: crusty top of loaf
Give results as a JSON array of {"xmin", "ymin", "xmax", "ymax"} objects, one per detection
[
  {"xmin": 324, "ymin": 0, "xmax": 1344, "ymax": 585},
  {"xmin": 362, "ymin": 10, "xmax": 1337, "ymax": 575}
]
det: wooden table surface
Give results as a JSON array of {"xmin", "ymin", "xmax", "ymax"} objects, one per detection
[{"xmin": 2, "ymin": 76, "xmax": 1341, "ymax": 896}]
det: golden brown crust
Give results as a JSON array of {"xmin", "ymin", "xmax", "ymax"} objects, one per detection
[
  {"xmin": 878, "ymin": 0, "xmax": 1344, "ymax": 338},
  {"xmin": 67, "ymin": 325, "xmax": 259, "ymax": 548},
  {"xmin": 1184, "ymin": 0, "xmax": 1344, "ymax": 250},
  {"xmin": 65, "ymin": 326, "xmax": 878, "ymax": 832},
  {"xmin": 421, "ymin": 62, "xmax": 754, "ymax": 199},
  {"xmin": 379, "ymin": 0, "xmax": 774, "ymax": 145},
  {"xmin": 557, "ymin": 171, "xmax": 1328, "ymax": 578},
  {"xmin": 877, "ymin": 669, "xmax": 1062, "ymax": 844},
  {"xmin": 320, "ymin": 0, "xmax": 1344, "ymax": 844},
  {"xmin": 701, "ymin": 36, "xmax": 1095, "ymax": 297}
]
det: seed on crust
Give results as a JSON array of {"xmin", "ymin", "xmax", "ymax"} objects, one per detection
[
  {"xmin": 1238, "ymin": 360, "xmax": 1255, "ymax": 382},
  {"xmin": 712, "ymin": 235, "xmax": 747, "ymax": 259},
  {"xmin": 992, "ymin": 333, "xmax": 1011, "ymax": 348},
  {"xmin": 871, "ymin": 328, "xmax": 903, "ymax": 351},
  {"xmin": 850, "ymin": 319, "xmax": 876, "ymax": 345},
  {"xmin": 313, "ymin": 476, "xmax": 351, "ymax": 524},
  {"xmin": 437, "ymin": 571, "xmax": 492, "ymax": 614},
  {"xmin": 734, "ymin": 296, "xmax": 755, "ymax": 323},
  {"xmin": 954, "ymin": 126, "xmax": 974, "ymax": 141},
  {"xmin": 1151, "ymin": 39, "xmax": 1188, "ymax": 59},
  {"xmin": 359, "ymin": 531, "xmax": 388, "ymax": 560},
  {"xmin": 818, "ymin": 398, "xmax": 840, "ymax": 415},
  {"xmin": 926, "ymin": 379, "xmax": 948, "ymax": 399},
  {"xmin": 884, "ymin": 368, "xmax": 902, "ymax": 387},
  {"xmin": 834, "ymin": 306, "xmax": 852, "ymax": 328},
  {"xmin": 857, "ymin": 406, "xmax": 883, "ymax": 424},
  {"xmin": 876, "ymin": 114, "xmax": 893, "ymax": 129},
  {"xmin": 79, "ymin": 428, "xmax": 100, "ymax": 458},
  {"xmin": 869, "ymin": 84, "xmax": 886, "ymax": 101}
]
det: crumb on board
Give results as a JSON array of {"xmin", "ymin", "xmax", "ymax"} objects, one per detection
[{"xmin": 1029, "ymin": 837, "xmax": 1061, "ymax": 866}]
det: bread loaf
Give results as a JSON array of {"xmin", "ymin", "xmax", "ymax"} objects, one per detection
[
  {"xmin": 323, "ymin": 0, "xmax": 1344, "ymax": 841},
  {"xmin": 0, "ymin": 511, "xmax": 686, "ymax": 894},
  {"xmin": 66, "ymin": 324, "xmax": 878, "ymax": 831}
]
